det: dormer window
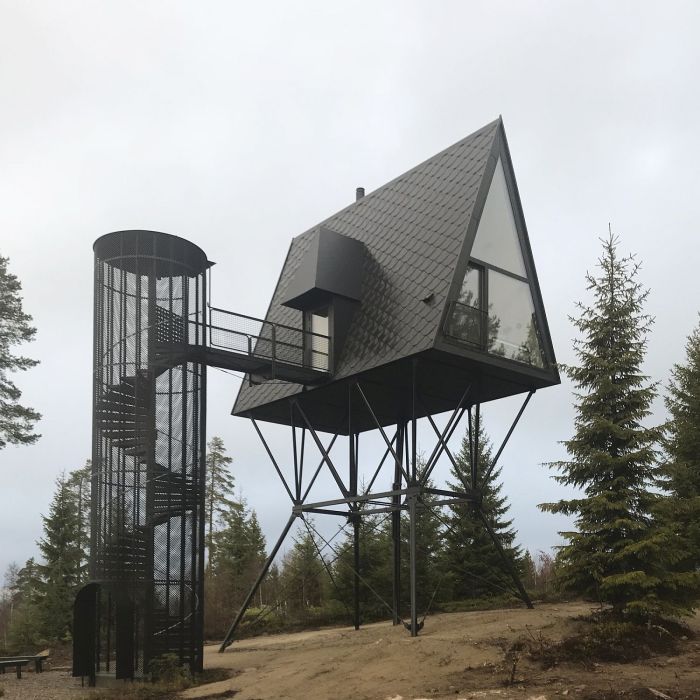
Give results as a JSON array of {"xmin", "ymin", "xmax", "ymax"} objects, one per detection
[{"xmin": 281, "ymin": 227, "xmax": 365, "ymax": 374}]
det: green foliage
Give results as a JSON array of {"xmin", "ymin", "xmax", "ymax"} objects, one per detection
[
  {"xmin": 402, "ymin": 482, "xmax": 447, "ymax": 613},
  {"xmin": 280, "ymin": 523, "xmax": 330, "ymax": 613},
  {"xmin": 0, "ymin": 255, "xmax": 40, "ymax": 448},
  {"xmin": 527, "ymin": 618, "xmax": 687, "ymax": 666},
  {"xmin": 331, "ymin": 513, "xmax": 393, "ymax": 622},
  {"xmin": 540, "ymin": 234, "xmax": 695, "ymax": 619},
  {"xmin": 444, "ymin": 417, "xmax": 522, "ymax": 600},
  {"xmin": 148, "ymin": 653, "xmax": 192, "ymax": 688},
  {"xmin": 5, "ymin": 558, "xmax": 43, "ymax": 649},
  {"xmin": 660, "ymin": 320, "xmax": 700, "ymax": 574},
  {"xmin": 204, "ymin": 498, "xmax": 266, "ymax": 638},
  {"xmin": 35, "ymin": 472, "xmax": 85, "ymax": 640},
  {"xmin": 5, "ymin": 464, "xmax": 89, "ymax": 647}
]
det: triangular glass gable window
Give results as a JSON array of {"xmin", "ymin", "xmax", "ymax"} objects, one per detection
[
  {"xmin": 470, "ymin": 158, "xmax": 526, "ymax": 277},
  {"xmin": 446, "ymin": 159, "xmax": 547, "ymax": 368}
]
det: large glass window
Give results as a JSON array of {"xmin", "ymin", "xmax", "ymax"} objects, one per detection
[
  {"xmin": 469, "ymin": 159, "xmax": 526, "ymax": 277},
  {"xmin": 487, "ymin": 271, "xmax": 544, "ymax": 367},
  {"xmin": 445, "ymin": 157, "xmax": 546, "ymax": 368}
]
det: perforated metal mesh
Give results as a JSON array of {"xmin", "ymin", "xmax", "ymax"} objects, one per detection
[{"xmin": 92, "ymin": 231, "xmax": 207, "ymax": 675}]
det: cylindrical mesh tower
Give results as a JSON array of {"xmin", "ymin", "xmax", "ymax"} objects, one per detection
[{"xmin": 91, "ymin": 230, "xmax": 208, "ymax": 676}]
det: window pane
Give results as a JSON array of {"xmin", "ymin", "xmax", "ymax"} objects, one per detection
[
  {"xmin": 470, "ymin": 159, "xmax": 526, "ymax": 277},
  {"xmin": 487, "ymin": 271, "xmax": 544, "ymax": 367},
  {"xmin": 446, "ymin": 265, "xmax": 483, "ymax": 345}
]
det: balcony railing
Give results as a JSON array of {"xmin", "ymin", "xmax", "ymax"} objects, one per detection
[{"xmin": 206, "ymin": 307, "xmax": 331, "ymax": 373}]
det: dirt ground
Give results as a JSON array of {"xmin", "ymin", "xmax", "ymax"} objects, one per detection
[{"xmin": 180, "ymin": 602, "xmax": 700, "ymax": 700}]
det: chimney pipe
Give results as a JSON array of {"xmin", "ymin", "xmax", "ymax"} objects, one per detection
[{"xmin": 355, "ymin": 187, "xmax": 365, "ymax": 201}]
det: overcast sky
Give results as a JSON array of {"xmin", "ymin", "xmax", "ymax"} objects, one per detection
[{"xmin": 2, "ymin": 1, "xmax": 699, "ymax": 582}]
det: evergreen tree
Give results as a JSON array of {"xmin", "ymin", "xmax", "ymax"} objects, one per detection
[
  {"xmin": 444, "ymin": 418, "xmax": 522, "ymax": 600},
  {"xmin": 659, "ymin": 320, "xmax": 700, "ymax": 577},
  {"xmin": 36, "ymin": 472, "xmax": 84, "ymax": 640},
  {"xmin": 67, "ymin": 460, "xmax": 91, "ymax": 581},
  {"xmin": 540, "ymin": 235, "xmax": 690, "ymax": 619},
  {"xmin": 205, "ymin": 436, "xmax": 236, "ymax": 568},
  {"xmin": 0, "ymin": 255, "xmax": 41, "ymax": 449},
  {"xmin": 331, "ymin": 513, "xmax": 393, "ymax": 621},
  {"xmin": 279, "ymin": 524, "xmax": 329, "ymax": 613},
  {"xmin": 5, "ymin": 558, "xmax": 43, "ymax": 649},
  {"xmin": 205, "ymin": 500, "xmax": 266, "ymax": 637},
  {"xmin": 403, "ymin": 476, "xmax": 448, "ymax": 613}
]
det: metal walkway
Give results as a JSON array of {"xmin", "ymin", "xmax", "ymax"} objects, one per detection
[{"xmin": 155, "ymin": 306, "xmax": 331, "ymax": 385}]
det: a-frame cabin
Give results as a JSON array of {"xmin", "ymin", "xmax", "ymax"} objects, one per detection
[{"xmin": 233, "ymin": 117, "xmax": 559, "ymax": 432}]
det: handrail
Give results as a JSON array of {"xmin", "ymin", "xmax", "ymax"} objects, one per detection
[
  {"xmin": 206, "ymin": 308, "xmax": 330, "ymax": 374},
  {"xmin": 208, "ymin": 305, "xmax": 330, "ymax": 341},
  {"xmin": 98, "ymin": 304, "xmax": 331, "ymax": 376}
]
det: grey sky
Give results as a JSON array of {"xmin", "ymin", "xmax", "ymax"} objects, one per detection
[{"xmin": 2, "ymin": 1, "xmax": 699, "ymax": 580}]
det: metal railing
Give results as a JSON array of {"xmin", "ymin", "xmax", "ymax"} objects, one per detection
[{"xmin": 206, "ymin": 307, "xmax": 331, "ymax": 373}]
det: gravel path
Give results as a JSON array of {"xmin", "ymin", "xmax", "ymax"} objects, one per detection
[{"xmin": 0, "ymin": 669, "xmax": 92, "ymax": 700}]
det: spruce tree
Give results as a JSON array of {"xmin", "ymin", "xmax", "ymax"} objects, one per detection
[
  {"xmin": 402, "ymin": 476, "xmax": 447, "ymax": 613},
  {"xmin": 36, "ymin": 473, "xmax": 84, "ymax": 639},
  {"xmin": 444, "ymin": 417, "xmax": 522, "ymax": 600},
  {"xmin": 540, "ymin": 235, "xmax": 686, "ymax": 619},
  {"xmin": 279, "ymin": 524, "xmax": 329, "ymax": 613},
  {"xmin": 0, "ymin": 255, "xmax": 41, "ymax": 449},
  {"xmin": 660, "ymin": 320, "xmax": 700, "ymax": 577},
  {"xmin": 331, "ymin": 513, "xmax": 393, "ymax": 621}
]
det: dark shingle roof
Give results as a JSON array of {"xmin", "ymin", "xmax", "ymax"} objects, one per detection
[{"xmin": 233, "ymin": 118, "xmax": 500, "ymax": 416}]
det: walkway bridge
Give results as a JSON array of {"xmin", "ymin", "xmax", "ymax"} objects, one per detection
[{"xmin": 153, "ymin": 306, "xmax": 331, "ymax": 384}]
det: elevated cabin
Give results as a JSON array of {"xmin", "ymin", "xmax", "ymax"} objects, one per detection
[{"xmin": 233, "ymin": 118, "xmax": 559, "ymax": 433}]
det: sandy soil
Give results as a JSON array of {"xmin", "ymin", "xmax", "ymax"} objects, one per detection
[{"xmin": 181, "ymin": 602, "xmax": 700, "ymax": 700}]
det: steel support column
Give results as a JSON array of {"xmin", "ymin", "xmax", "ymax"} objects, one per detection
[{"xmin": 392, "ymin": 421, "xmax": 405, "ymax": 626}]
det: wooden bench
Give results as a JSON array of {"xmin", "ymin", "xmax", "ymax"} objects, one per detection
[
  {"xmin": 0, "ymin": 658, "xmax": 30, "ymax": 679},
  {"xmin": 0, "ymin": 651, "xmax": 49, "ymax": 676}
]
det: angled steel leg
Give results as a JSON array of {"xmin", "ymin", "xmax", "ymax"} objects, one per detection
[
  {"xmin": 219, "ymin": 514, "xmax": 297, "ymax": 651},
  {"xmin": 408, "ymin": 493, "xmax": 419, "ymax": 636},
  {"xmin": 476, "ymin": 509, "xmax": 533, "ymax": 609},
  {"xmin": 392, "ymin": 421, "xmax": 405, "ymax": 626}
]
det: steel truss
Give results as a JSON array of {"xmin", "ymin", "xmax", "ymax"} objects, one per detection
[{"xmin": 219, "ymin": 368, "xmax": 534, "ymax": 652}]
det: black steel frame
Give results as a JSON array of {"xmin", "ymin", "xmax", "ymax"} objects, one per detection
[
  {"xmin": 81, "ymin": 231, "xmax": 208, "ymax": 680},
  {"xmin": 219, "ymin": 366, "xmax": 534, "ymax": 651}
]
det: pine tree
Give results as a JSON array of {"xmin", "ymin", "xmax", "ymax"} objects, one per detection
[
  {"xmin": 205, "ymin": 436, "xmax": 236, "ymax": 567},
  {"xmin": 36, "ymin": 472, "xmax": 84, "ymax": 640},
  {"xmin": 660, "ymin": 320, "xmax": 700, "ymax": 577},
  {"xmin": 540, "ymin": 234, "xmax": 688, "ymax": 619},
  {"xmin": 0, "ymin": 255, "xmax": 41, "ymax": 448},
  {"xmin": 444, "ymin": 418, "xmax": 522, "ymax": 600}
]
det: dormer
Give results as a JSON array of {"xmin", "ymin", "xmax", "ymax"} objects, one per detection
[{"xmin": 281, "ymin": 226, "xmax": 365, "ymax": 372}]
